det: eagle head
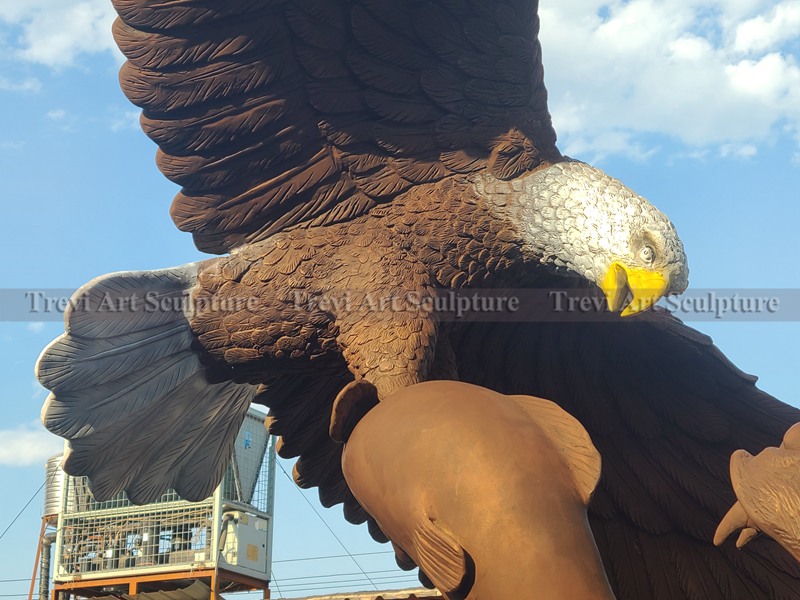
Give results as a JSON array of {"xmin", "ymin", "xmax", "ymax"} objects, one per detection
[{"xmin": 479, "ymin": 160, "xmax": 689, "ymax": 316}]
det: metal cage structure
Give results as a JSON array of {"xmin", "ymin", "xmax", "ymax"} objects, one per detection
[{"xmin": 45, "ymin": 407, "xmax": 276, "ymax": 600}]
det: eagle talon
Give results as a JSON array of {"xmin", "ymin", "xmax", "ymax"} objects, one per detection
[
  {"xmin": 737, "ymin": 527, "xmax": 761, "ymax": 548},
  {"xmin": 714, "ymin": 500, "xmax": 759, "ymax": 548},
  {"xmin": 330, "ymin": 380, "xmax": 380, "ymax": 443},
  {"xmin": 714, "ymin": 427, "xmax": 800, "ymax": 564}
]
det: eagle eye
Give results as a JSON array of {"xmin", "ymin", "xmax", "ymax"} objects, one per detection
[{"xmin": 639, "ymin": 245, "xmax": 656, "ymax": 264}]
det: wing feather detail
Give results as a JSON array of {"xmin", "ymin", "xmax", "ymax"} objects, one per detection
[
  {"xmin": 36, "ymin": 264, "xmax": 258, "ymax": 504},
  {"xmin": 447, "ymin": 311, "xmax": 800, "ymax": 599},
  {"xmin": 247, "ymin": 303, "xmax": 800, "ymax": 597},
  {"xmin": 112, "ymin": 0, "xmax": 273, "ymax": 30},
  {"xmin": 111, "ymin": 0, "xmax": 561, "ymax": 254}
]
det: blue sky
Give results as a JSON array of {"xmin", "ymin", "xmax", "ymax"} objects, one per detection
[{"xmin": 1, "ymin": 0, "xmax": 799, "ymax": 598}]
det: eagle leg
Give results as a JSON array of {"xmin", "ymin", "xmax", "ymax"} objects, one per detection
[
  {"xmin": 334, "ymin": 291, "xmax": 439, "ymax": 398},
  {"xmin": 329, "ymin": 243, "xmax": 440, "ymax": 399}
]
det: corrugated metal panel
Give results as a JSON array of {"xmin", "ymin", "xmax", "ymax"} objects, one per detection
[
  {"xmin": 87, "ymin": 580, "xmax": 213, "ymax": 600},
  {"xmin": 86, "ymin": 582, "xmax": 440, "ymax": 600},
  {"xmin": 291, "ymin": 588, "xmax": 442, "ymax": 600}
]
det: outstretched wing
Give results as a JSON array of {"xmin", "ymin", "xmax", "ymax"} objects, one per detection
[
  {"xmin": 451, "ymin": 311, "xmax": 800, "ymax": 599},
  {"xmin": 113, "ymin": 0, "xmax": 561, "ymax": 254}
]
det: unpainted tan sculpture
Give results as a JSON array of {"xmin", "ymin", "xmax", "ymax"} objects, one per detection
[
  {"xmin": 715, "ymin": 423, "xmax": 800, "ymax": 564},
  {"xmin": 331, "ymin": 380, "xmax": 616, "ymax": 600}
]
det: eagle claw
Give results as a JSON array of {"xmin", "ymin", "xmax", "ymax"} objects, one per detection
[{"xmin": 714, "ymin": 424, "xmax": 800, "ymax": 564}]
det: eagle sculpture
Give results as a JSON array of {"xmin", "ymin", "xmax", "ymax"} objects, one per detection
[{"xmin": 36, "ymin": 0, "xmax": 800, "ymax": 598}]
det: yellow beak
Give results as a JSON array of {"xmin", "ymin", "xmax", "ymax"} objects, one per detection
[{"xmin": 600, "ymin": 262, "xmax": 669, "ymax": 317}]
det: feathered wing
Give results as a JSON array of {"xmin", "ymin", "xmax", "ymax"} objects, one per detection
[
  {"xmin": 40, "ymin": 0, "xmax": 561, "ymax": 504},
  {"xmin": 37, "ymin": 266, "xmax": 258, "ymax": 503},
  {"xmin": 45, "ymin": 2, "xmax": 800, "ymax": 595},
  {"xmin": 449, "ymin": 310, "xmax": 800, "ymax": 599},
  {"xmin": 112, "ymin": 0, "xmax": 561, "ymax": 254},
  {"xmin": 252, "ymin": 303, "xmax": 800, "ymax": 598}
]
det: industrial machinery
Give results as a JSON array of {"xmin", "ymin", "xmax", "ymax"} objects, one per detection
[{"xmin": 38, "ymin": 407, "xmax": 276, "ymax": 600}]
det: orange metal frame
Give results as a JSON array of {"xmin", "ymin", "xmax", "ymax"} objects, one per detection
[
  {"xmin": 51, "ymin": 568, "xmax": 269, "ymax": 600},
  {"xmin": 28, "ymin": 520, "xmax": 48, "ymax": 600}
]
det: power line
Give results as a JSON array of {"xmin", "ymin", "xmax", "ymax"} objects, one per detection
[
  {"xmin": 269, "ymin": 570, "xmax": 283, "ymax": 599},
  {"xmin": 267, "ymin": 571, "xmax": 419, "ymax": 589},
  {"xmin": 276, "ymin": 461, "xmax": 378, "ymax": 591},
  {"xmin": 266, "ymin": 562, "xmax": 420, "ymax": 599},
  {"xmin": 278, "ymin": 575, "xmax": 419, "ymax": 589},
  {"xmin": 0, "ymin": 482, "xmax": 46, "ymax": 543},
  {"xmin": 271, "ymin": 569, "xmax": 404, "ymax": 584},
  {"xmin": 0, "ymin": 459, "xmax": 60, "ymax": 545},
  {"xmin": 273, "ymin": 550, "xmax": 392, "ymax": 564}
]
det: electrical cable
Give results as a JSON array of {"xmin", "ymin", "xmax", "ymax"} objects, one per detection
[
  {"xmin": 276, "ymin": 461, "xmax": 378, "ymax": 591},
  {"xmin": 269, "ymin": 570, "xmax": 283, "ymax": 599},
  {"xmin": 273, "ymin": 550, "xmax": 393, "ymax": 564},
  {"xmin": 1, "ymin": 459, "xmax": 61, "ymax": 546},
  {"xmin": 277, "ymin": 576, "xmax": 420, "ymax": 590},
  {"xmin": 274, "ymin": 569, "xmax": 403, "ymax": 583},
  {"xmin": 273, "ymin": 576, "xmax": 422, "ymax": 595},
  {"xmin": 0, "ymin": 482, "xmax": 46, "ymax": 543},
  {"xmin": 263, "ymin": 570, "xmax": 421, "ymax": 593}
]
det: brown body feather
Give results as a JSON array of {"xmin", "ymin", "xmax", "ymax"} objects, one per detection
[
  {"xmin": 38, "ymin": 0, "xmax": 800, "ymax": 597},
  {"xmin": 185, "ymin": 175, "xmax": 800, "ymax": 597}
]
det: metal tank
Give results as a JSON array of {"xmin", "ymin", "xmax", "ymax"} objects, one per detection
[{"xmin": 43, "ymin": 454, "xmax": 65, "ymax": 517}]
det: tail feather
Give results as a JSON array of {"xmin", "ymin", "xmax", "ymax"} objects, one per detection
[
  {"xmin": 122, "ymin": 376, "xmax": 254, "ymax": 503},
  {"xmin": 64, "ymin": 265, "xmax": 199, "ymax": 337},
  {"xmin": 174, "ymin": 382, "xmax": 257, "ymax": 501},
  {"xmin": 69, "ymin": 373, "xmax": 254, "ymax": 503},
  {"xmin": 37, "ymin": 321, "xmax": 194, "ymax": 392},
  {"xmin": 42, "ymin": 351, "xmax": 201, "ymax": 438},
  {"xmin": 36, "ymin": 263, "xmax": 258, "ymax": 503}
]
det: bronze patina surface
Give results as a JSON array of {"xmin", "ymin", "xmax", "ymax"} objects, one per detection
[{"xmin": 35, "ymin": 1, "xmax": 800, "ymax": 597}]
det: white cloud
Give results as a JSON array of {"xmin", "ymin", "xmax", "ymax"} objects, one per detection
[
  {"xmin": 720, "ymin": 143, "xmax": 758, "ymax": 159},
  {"xmin": 0, "ymin": 76, "xmax": 41, "ymax": 93},
  {"xmin": 110, "ymin": 109, "xmax": 140, "ymax": 133},
  {"xmin": 26, "ymin": 321, "xmax": 46, "ymax": 333},
  {"xmin": 540, "ymin": 0, "xmax": 800, "ymax": 159},
  {"xmin": 46, "ymin": 109, "xmax": 67, "ymax": 121},
  {"xmin": 0, "ymin": 421, "xmax": 64, "ymax": 467},
  {"xmin": 735, "ymin": 1, "xmax": 800, "ymax": 53},
  {"xmin": 44, "ymin": 108, "xmax": 78, "ymax": 133},
  {"xmin": 726, "ymin": 53, "xmax": 800, "ymax": 103},
  {"xmin": 0, "ymin": 0, "xmax": 117, "ymax": 68},
  {"xmin": 31, "ymin": 378, "xmax": 48, "ymax": 401}
]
